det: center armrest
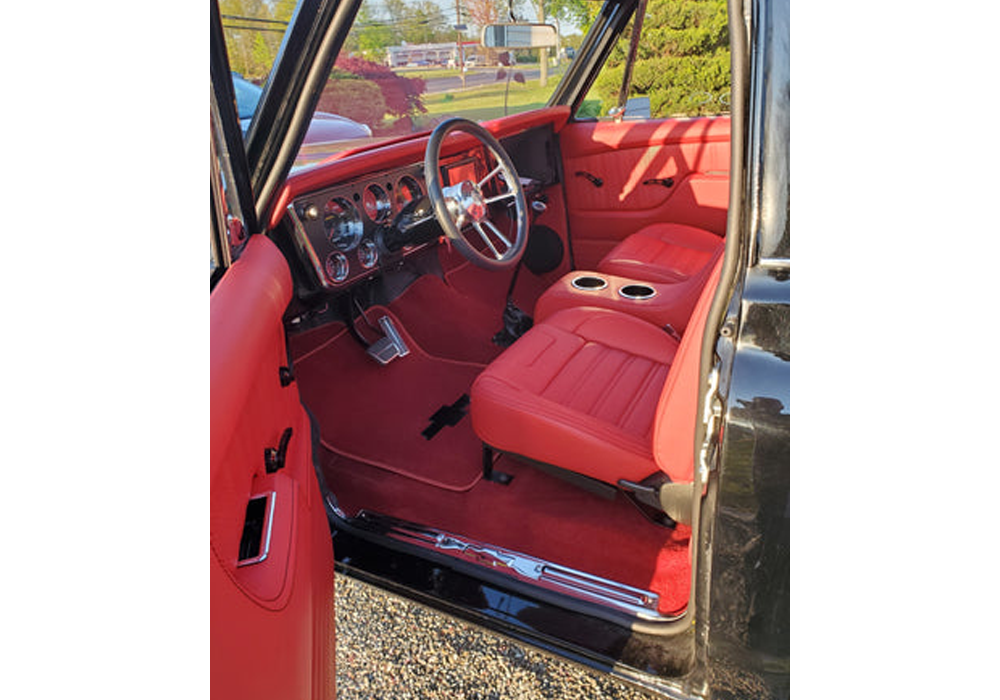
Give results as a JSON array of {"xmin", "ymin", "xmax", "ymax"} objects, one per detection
[{"xmin": 534, "ymin": 271, "xmax": 708, "ymax": 334}]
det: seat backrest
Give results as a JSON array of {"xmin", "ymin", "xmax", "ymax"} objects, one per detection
[{"xmin": 652, "ymin": 256, "xmax": 724, "ymax": 483}]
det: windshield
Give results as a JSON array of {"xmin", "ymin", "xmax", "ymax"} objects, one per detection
[
  {"xmin": 302, "ymin": 0, "xmax": 596, "ymax": 167},
  {"xmin": 224, "ymin": 0, "xmax": 593, "ymax": 169},
  {"xmin": 222, "ymin": 0, "xmax": 730, "ymax": 170}
]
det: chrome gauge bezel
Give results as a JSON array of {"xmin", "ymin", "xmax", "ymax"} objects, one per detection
[
  {"xmin": 324, "ymin": 251, "xmax": 350, "ymax": 283},
  {"xmin": 324, "ymin": 197, "xmax": 364, "ymax": 251},
  {"xmin": 358, "ymin": 239, "xmax": 379, "ymax": 269},
  {"xmin": 289, "ymin": 162, "xmax": 435, "ymax": 290},
  {"xmin": 362, "ymin": 184, "xmax": 392, "ymax": 223},
  {"xmin": 395, "ymin": 175, "xmax": 424, "ymax": 211}
]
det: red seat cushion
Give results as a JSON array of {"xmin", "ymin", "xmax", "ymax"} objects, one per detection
[
  {"xmin": 652, "ymin": 258, "xmax": 723, "ymax": 483},
  {"xmin": 470, "ymin": 257, "xmax": 724, "ymax": 488},
  {"xmin": 598, "ymin": 223, "xmax": 723, "ymax": 284},
  {"xmin": 470, "ymin": 306, "xmax": 679, "ymax": 484}
]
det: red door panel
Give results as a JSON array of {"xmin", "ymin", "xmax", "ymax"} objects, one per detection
[
  {"xmin": 560, "ymin": 116, "xmax": 730, "ymax": 269},
  {"xmin": 211, "ymin": 235, "xmax": 335, "ymax": 700}
]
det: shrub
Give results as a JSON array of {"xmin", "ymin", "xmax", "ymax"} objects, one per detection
[
  {"xmin": 589, "ymin": 0, "xmax": 731, "ymax": 118},
  {"xmin": 316, "ymin": 78, "xmax": 388, "ymax": 129},
  {"xmin": 334, "ymin": 57, "xmax": 427, "ymax": 119}
]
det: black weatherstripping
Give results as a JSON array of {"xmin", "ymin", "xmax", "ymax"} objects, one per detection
[
  {"xmin": 244, "ymin": 0, "xmax": 366, "ymax": 229},
  {"xmin": 210, "ymin": 1, "xmax": 259, "ymax": 239}
]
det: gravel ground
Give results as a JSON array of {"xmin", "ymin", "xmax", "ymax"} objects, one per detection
[{"xmin": 335, "ymin": 574, "xmax": 655, "ymax": 699}]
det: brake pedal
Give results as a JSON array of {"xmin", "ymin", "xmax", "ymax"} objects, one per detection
[{"xmin": 366, "ymin": 316, "xmax": 410, "ymax": 365}]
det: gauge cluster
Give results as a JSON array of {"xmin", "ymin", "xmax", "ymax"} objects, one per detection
[{"xmin": 286, "ymin": 163, "xmax": 430, "ymax": 290}]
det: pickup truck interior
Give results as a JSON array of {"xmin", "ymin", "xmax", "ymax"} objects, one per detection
[{"xmin": 274, "ymin": 108, "xmax": 731, "ymax": 620}]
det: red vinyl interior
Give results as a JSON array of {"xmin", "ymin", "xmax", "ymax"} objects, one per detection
[
  {"xmin": 597, "ymin": 222, "xmax": 724, "ymax": 284},
  {"xmin": 654, "ymin": 257, "xmax": 724, "ymax": 482},
  {"xmin": 211, "ymin": 236, "xmax": 335, "ymax": 700},
  {"xmin": 262, "ymin": 111, "xmax": 732, "ymax": 625},
  {"xmin": 560, "ymin": 116, "xmax": 730, "ymax": 269},
  {"xmin": 470, "ymin": 306, "xmax": 679, "ymax": 485},
  {"xmin": 290, "ymin": 276, "xmax": 694, "ymax": 615}
]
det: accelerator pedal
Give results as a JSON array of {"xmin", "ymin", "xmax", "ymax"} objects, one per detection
[{"xmin": 366, "ymin": 316, "xmax": 410, "ymax": 365}]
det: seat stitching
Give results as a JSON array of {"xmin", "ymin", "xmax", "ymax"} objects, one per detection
[
  {"xmin": 539, "ymin": 340, "xmax": 606, "ymax": 405},
  {"xmin": 617, "ymin": 358, "xmax": 666, "ymax": 432},
  {"xmin": 583, "ymin": 350, "xmax": 635, "ymax": 421},
  {"xmin": 478, "ymin": 377, "xmax": 653, "ymax": 458}
]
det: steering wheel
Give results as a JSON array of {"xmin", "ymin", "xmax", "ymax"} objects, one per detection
[{"xmin": 424, "ymin": 117, "xmax": 529, "ymax": 270}]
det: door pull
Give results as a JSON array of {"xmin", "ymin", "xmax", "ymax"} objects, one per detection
[{"xmin": 264, "ymin": 427, "xmax": 293, "ymax": 474}]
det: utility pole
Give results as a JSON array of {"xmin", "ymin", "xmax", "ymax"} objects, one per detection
[
  {"xmin": 455, "ymin": 0, "xmax": 466, "ymax": 88},
  {"xmin": 538, "ymin": 0, "xmax": 547, "ymax": 88}
]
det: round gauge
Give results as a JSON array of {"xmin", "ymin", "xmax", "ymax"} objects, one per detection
[
  {"xmin": 324, "ymin": 252, "xmax": 350, "ymax": 283},
  {"xmin": 395, "ymin": 175, "xmax": 423, "ymax": 210},
  {"xmin": 362, "ymin": 184, "xmax": 392, "ymax": 223},
  {"xmin": 358, "ymin": 240, "xmax": 379, "ymax": 269},
  {"xmin": 323, "ymin": 197, "xmax": 363, "ymax": 251}
]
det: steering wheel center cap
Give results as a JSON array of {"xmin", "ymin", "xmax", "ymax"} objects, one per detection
[
  {"xmin": 459, "ymin": 180, "xmax": 487, "ymax": 222},
  {"xmin": 444, "ymin": 180, "xmax": 489, "ymax": 226},
  {"xmin": 425, "ymin": 117, "xmax": 527, "ymax": 269}
]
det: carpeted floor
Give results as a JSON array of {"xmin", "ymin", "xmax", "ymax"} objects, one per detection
[{"xmin": 290, "ymin": 266, "xmax": 692, "ymax": 615}]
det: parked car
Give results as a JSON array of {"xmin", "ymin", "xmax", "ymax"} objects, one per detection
[
  {"xmin": 231, "ymin": 72, "xmax": 372, "ymax": 145},
  {"xmin": 211, "ymin": 0, "xmax": 788, "ymax": 697}
]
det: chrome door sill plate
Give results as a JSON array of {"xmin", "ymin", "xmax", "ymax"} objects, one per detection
[{"xmin": 354, "ymin": 510, "xmax": 679, "ymax": 622}]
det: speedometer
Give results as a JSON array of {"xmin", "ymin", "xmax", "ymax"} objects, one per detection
[
  {"xmin": 395, "ymin": 175, "xmax": 423, "ymax": 211},
  {"xmin": 324, "ymin": 197, "xmax": 363, "ymax": 251},
  {"xmin": 363, "ymin": 184, "xmax": 392, "ymax": 223}
]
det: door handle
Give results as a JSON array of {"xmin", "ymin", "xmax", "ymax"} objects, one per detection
[
  {"xmin": 642, "ymin": 177, "xmax": 674, "ymax": 188},
  {"xmin": 264, "ymin": 427, "xmax": 293, "ymax": 474}
]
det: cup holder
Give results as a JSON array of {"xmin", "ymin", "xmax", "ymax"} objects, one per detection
[
  {"xmin": 571, "ymin": 275, "xmax": 608, "ymax": 291},
  {"xmin": 618, "ymin": 284, "xmax": 657, "ymax": 300}
]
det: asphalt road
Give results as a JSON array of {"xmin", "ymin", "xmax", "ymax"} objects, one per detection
[
  {"xmin": 335, "ymin": 574, "xmax": 656, "ymax": 699},
  {"xmin": 423, "ymin": 69, "xmax": 543, "ymax": 94}
]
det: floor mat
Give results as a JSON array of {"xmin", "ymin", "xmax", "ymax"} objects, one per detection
[
  {"xmin": 294, "ymin": 308, "xmax": 485, "ymax": 492},
  {"xmin": 387, "ymin": 274, "xmax": 506, "ymax": 365}
]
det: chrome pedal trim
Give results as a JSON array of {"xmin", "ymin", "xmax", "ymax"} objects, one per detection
[
  {"xmin": 366, "ymin": 316, "xmax": 410, "ymax": 365},
  {"xmin": 354, "ymin": 511, "xmax": 678, "ymax": 622}
]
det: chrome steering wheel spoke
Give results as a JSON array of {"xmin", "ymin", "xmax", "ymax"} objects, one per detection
[{"xmin": 424, "ymin": 118, "xmax": 529, "ymax": 270}]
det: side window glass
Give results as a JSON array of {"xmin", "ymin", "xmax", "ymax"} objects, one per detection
[
  {"xmin": 577, "ymin": 0, "xmax": 730, "ymax": 120},
  {"xmin": 211, "ymin": 114, "xmax": 235, "ymax": 284},
  {"xmin": 210, "ymin": 223, "xmax": 222, "ymax": 280},
  {"xmin": 210, "ymin": 89, "xmax": 250, "ymax": 284}
]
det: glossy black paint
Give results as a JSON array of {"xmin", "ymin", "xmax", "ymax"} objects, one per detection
[
  {"xmin": 706, "ymin": 268, "xmax": 789, "ymax": 699},
  {"xmin": 702, "ymin": 0, "xmax": 789, "ymax": 695}
]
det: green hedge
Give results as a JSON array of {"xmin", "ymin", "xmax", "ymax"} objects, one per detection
[{"xmin": 586, "ymin": 0, "xmax": 731, "ymax": 119}]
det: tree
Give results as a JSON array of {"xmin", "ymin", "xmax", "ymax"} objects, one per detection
[
  {"xmin": 332, "ymin": 57, "xmax": 427, "ymax": 134},
  {"xmin": 588, "ymin": 0, "xmax": 730, "ymax": 118}
]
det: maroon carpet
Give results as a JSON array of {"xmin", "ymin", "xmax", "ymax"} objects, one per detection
[{"xmin": 289, "ymin": 273, "xmax": 692, "ymax": 615}]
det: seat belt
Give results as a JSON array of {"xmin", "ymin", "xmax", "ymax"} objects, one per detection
[{"xmin": 610, "ymin": 0, "xmax": 649, "ymax": 122}]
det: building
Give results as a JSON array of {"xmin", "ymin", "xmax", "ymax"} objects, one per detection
[{"xmin": 385, "ymin": 43, "xmax": 457, "ymax": 68}]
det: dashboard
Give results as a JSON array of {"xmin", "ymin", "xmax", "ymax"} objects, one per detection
[
  {"xmin": 282, "ymin": 121, "xmax": 561, "ymax": 292},
  {"xmin": 286, "ymin": 161, "xmax": 434, "ymax": 290}
]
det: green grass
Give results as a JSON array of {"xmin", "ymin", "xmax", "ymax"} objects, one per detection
[
  {"xmin": 396, "ymin": 67, "xmax": 465, "ymax": 80},
  {"xmin": 416, "ymin": 70, "xmax": 565, "ymax": 126}
]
